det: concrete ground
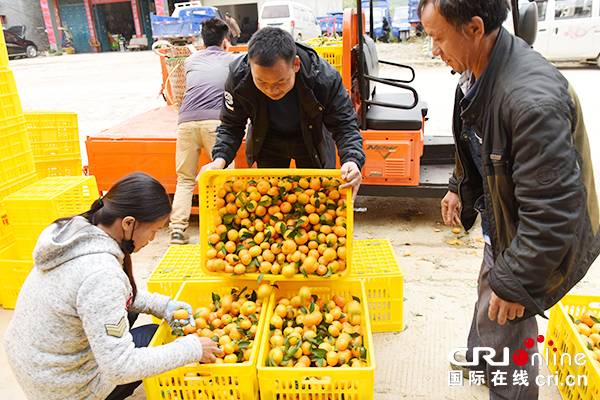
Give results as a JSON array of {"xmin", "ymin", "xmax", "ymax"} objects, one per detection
[{"xmin": 1, "ymin": 46, "xmax": 600, "ymax": 400}]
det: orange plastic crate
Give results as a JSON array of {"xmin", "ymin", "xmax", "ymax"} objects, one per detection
[
  {"xmin": 3, "ymin": 176, "xmax": 99, "ymax": 259},
  {"xmin": 0, "ymin": 242, "xmax": 33, "ymax": 309}
]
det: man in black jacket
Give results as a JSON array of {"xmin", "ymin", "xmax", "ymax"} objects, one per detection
[
  {"xmin": 420, "ymin": 0, "xmax": 599, "ymax": 398},
  {"xmin": 200, "ymin": 28, "xmax": 365, "ymax": 201}
]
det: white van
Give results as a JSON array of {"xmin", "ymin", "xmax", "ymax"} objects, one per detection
[
  {"xmin": 258, "ymin": 1, "xmax": 322, "ymax": 41},
  {"xmin": 528, "ymin": 0, "xmax": 600, "ymax": 63}
]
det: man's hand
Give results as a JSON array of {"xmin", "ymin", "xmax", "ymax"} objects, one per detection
[
  {"xmin": 196, "ymin": 158, "xmax": 227, "ymax": 182},
  {"xmin": 339, "ymin": 161, "xmax": 362, "ymax": 203},
  {"xmin": 488, "ymin": 291, "xmax": 525, "ymax": 325},
  {"xmin": 441, "ymin": 191, "xmax": 462, "ymax": 227}
]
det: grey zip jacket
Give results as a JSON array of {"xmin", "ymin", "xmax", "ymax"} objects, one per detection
[{"xmin": 3, "ymin": 216, "xmax": 204, "ymax": 400}]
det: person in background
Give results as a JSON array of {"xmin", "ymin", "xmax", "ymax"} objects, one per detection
[
  {"xmin": 381, "ymin": 17, "xmax": 390, "ymax": 43},
  {"xmin": 200, "ymin": 28, "xmax": 365, "ymax": 202},
  {"xmin": 3, "ymin": 172, "xmax": 222, "ymax": 400},
  {"xmin": 418, "ymin": 0, "xmax": 599, "ymax": 398},
  {"xmin": 225, "ymin": 12, "xmax": 241, "ymax": 46},
  {"xmin": 169, "ymin": 18, "xmax": 238, "ymax": 245}
]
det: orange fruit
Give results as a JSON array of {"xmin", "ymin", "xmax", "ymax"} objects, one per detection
[
  {"xmin": 268, "ymin": 348, "xmax": 284, "ymax": 366},
  {"xmin": 282, "ymin": 264, "xmax": 296, "ymax": 278},
  {"xmin": 209, "ymin": 233, "xmax": 221, "ymax": 245},
  {"xmin": 310, "ymin": 178, "xmax": 321, "ymax": 191},
  {"xmin": 316, "ymin": 265, "xmax": 328, "ymax": 276},
  {"xmin": 174, "ymin": 309, "xmax": 189, "ymax": 320},
  {"xmin": 579, "ymin": 323, "xmax": 592, "ymax": 336},
  {"xmin": 298, "ymin": 178, "xmax": 310, "ymax": 189},
  {"xmin": 582, "ymin": 311, "xmax": 598, "ymax": 328},
  {"xmin": 326, "ymin": 351, "xmax": 339, "ymax": 367},
  {"xmin": 323, "ymin": 248, "xmax": 337, "ymax": 263},
  {"xmin": 282, "ymin": 240, "xmax": 297, "ymax": 255}
]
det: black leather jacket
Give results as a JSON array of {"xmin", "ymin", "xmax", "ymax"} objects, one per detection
[
  {"xmin": 449, "ymin": 28, "xmax": 600, "ymax": 321},
  {"xmin": 212, "ymin": 42, "xmax": 365, "ymax": 170}
]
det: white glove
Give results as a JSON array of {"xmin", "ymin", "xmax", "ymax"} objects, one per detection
[{"xmin": 164, "ymin": 300, "xmax": 195, "ymax": 328}]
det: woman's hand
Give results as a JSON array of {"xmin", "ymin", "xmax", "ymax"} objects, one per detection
[
  {"xmin": 164, "ymin": 300, "xmax": 195, "ymax": 328},
  {"xmin": 198, "ymin": 337, "xmax": 224, "ymax": 363}
]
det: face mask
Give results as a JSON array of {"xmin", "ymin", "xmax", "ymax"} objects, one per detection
[{"xmin": 121, "ymin": 222, "xmax": 136, "ymax": 255}]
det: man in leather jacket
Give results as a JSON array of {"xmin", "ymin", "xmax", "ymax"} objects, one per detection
[
  {"xmin": 419, "ymin": 0, "xmax": 599, "ymax": 398},
  {"xmin": 200, "ymin": 27, "xmax": 365, "ymax": 201}
]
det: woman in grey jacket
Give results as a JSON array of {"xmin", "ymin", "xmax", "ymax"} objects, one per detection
[{"xmin": 3, "ymin": 172, "xmax": 221, "ymax": 400}]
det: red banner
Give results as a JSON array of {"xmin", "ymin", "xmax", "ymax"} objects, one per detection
[
  {"xmin": 131, "ymin": 0, "xmax": 142, "ymax": 37},
  {"xmin": 39, "ymin": 0, "xmax": 57, "ymax": 46},
  {"xmin": 155, "ymin": 0, "xmax": 165, "ymax": 16}
]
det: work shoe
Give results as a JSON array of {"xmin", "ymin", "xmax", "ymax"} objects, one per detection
[
  {"xmin": 450, "ymin": 353, "xmax": 489, "ymax": 387},
  {"xmin": 170, "ymin": 228, "xmax": 189, "ymax": 245}
]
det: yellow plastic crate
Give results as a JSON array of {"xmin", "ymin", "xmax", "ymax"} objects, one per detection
[
  {"xmin": 0, "ymin": 115, "xmax": 36, "ymax": 186},
  {"xmin": 3, "ymin": 176, "xmax": 99, "ymax": 259},
  {"xmin": 0, "ymin": 242, "xmax": 33, "ymax": 309},
  {"xmin": 0, "ymin": 69, "xmax": 25, "ymax": 120},
  {"xmin": 314, "ymin": 46, "xmax": 343, "ymax": 77},
  {"xmin": 198, "ymin": 169, "xmax": 353, "ymax": 282},
  {"xmin": 0, "ymin": 171, "xmax": 38, "ymax": 205},
  {"xmin": 0, "ymin": 211, "xmax": 14, "ymax": 252},
  {"xmin": 34, "ymin": 157, "xmax": 82, "ymax": 179},
  {"xmin": 257, "ymin": 280, "xmax": 375, "ymax": 400},
  {"xmin": 351, "ymin": 239, "xmax": 403, "ymax": 333},
  {"xmin": 545, "ymin": 294, "xmax": 600, "ymax": 400},
  {"xmin": 147, "ymin": 245, "xmax": 211, "ymax": 298},
  {"xmin": 0, "ymin": 30, "xmax": 8, "ymax": 68},
  {"xmin": 146, "ymin": 241, "xmax": 402, "ymax": 332},
  {"xmin": 24, "ymin": 111, "xmax": 80, "ymax": 159},
  {"xmin": 143, "ymin": 280, "xmax": 269, "ymax": 400},
  {"xmin": 305, "ymin": 39, "xmax": 343, "ymax": 78}
]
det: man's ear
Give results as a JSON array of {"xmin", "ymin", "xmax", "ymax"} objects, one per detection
[
  {"xmin": 222, "ymin": 38, "xmax": 231, "ymax": 51},
  {"xmin": 467, "ymin": 16, "xmax": 486, "ymax": 42},
  {"xmin": 293, "ymin": 55, "xmax": 300, "ymax": 73}
]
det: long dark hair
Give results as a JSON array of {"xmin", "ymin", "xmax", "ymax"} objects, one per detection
[{"xmin": 81, "ymin": 172, "xmax": 171, "ymax": 300}]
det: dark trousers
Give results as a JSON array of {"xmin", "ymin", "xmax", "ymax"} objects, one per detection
[
  {"xmin": 105, "ymin": 312, "xmax": 159, "ymax": 400},
  {"xmin": 231, "ymin": 36, "xmax": 238, "ymax": 46},
  {"xmin": 257, "ymin": 135, "xmax": 317, "ymax": 168},
  {"xmin": 466, "ymin": 245, "xmax": 539, "ymax": 399}
]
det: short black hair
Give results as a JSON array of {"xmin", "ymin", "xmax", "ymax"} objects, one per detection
[
  {"xmin": 417, "ymin": 0, "xmax": 509, "ymax": 35},
  {"xmin": 202, "ymin": 17, "xmax": 230, "ymax": 47},
  {"xmin": 248, "ymin": 27, "xmax": 296, "ymax": 67}
]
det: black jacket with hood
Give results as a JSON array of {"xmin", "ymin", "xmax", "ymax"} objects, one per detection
[
  {"xmin": 212, "ymin": 42, "xmax": 366, "ymax": 169},
  {"xmin": 449, "ymin": 27, "xmax": 600, "ymax": 322}
]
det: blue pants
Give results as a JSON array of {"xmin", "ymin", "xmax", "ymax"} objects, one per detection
[
  {"xmin": 466, "ymin": 245, "xmax": 539, "ymax": 399},
  {"xmin": 105, "ymin": 312, "xmax": 159, "ymax": 400}
]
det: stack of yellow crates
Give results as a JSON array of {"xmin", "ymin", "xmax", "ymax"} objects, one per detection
[
  {"xmin": 0, "ymin": 30, "xmax": 39, "ymax": 307},
  {"xmin": 0, "ymin": 34, "xmax": 94, "ymax": 309}
]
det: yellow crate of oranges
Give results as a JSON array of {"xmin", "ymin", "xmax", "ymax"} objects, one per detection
[
  {"xmin": 257, "ymin": 281, "xmax": 375, "ymax": 399},
  {"xmin": 142, "ymin": 280, "xmax": 271, "ymax": 400},
  {"xmin": 545, "ymin": 294, "xmax": 600, "ymax": 400},
  {"xmin": 198, "ymin": 169, "xmax": 353, "ymax": 282}
]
